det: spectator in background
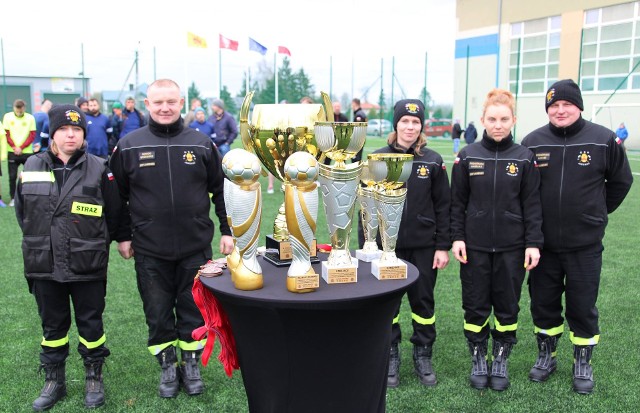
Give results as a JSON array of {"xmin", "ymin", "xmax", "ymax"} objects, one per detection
[
  {"xmin": 33, "ymin": 99, "xmax": 53, "ymax": 153},
  {"xmin": 183, "ymin": 97, "xmax": 202, "ymax": 126},
  {"xmin": 615, "ymin": 122, "xmax": 628, "ymax": 150},
  {"xmin": 119, "ymin": 96, "xmax": 146, "ymax": 139},
  {"xmin": 351, "ymin": 98, "xmax": 368, "ymax": 163},
  {"xmin": 452, "ymin": 119, "xmax": 463, "ymax": 155},
  {"xmin": 109, "ymin": 102, "xmax": 123, "ymax": 152},
  {"xmin": 0, "ymin": 122, "xmax": 6, "ymax": 207},
  {"xmin": 207, "ymin": 99, "xmax": 237, "ymax": 158},
  {"xmin": 300, "ymin": 96, "xmax": 314, "ymax": 104},
  {"xmin": 86, "ymin": 98, "xmax": 113, "ymax": 159},
  {"xmin": 464, "ymin": 121, "xmax": 477, "ymax": 145},
  {"xmin": 333, "ymin": 101, "xmax": 348, "ymax": 122},
  {"xmin": 189, "ymin": 107, "xmax": 214, "ymax": 141},
  {"xmin": 3, "ymin": 99, "xmax": 36, "ymax": 207},
  {"xmin": 75, "ymin": 97, "xmax": 89, "ymax": 113}
]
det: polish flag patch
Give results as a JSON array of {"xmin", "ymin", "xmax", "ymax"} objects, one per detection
[
  {"xmin": 615, "ymin": 137, "xmax": 622, "ymax": 145},
  {"xmin": 107, "ymin": 172, "xmax": 115, "ymax": 181},
  {"xmin": 454, "ymin": 157, "xmax": 460, "ymax": 164}
]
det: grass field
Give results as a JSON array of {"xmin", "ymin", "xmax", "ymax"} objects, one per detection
[{"xmin": 0, "ymin": 137, "xmax": 638, "ymax": 412}]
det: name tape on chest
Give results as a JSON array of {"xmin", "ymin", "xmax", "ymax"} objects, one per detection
[
  {"xmin": 21, "ymin": 171, "xmax": 55, "ymax": 183},
  {"xmin": 71, "ymin": 201, "xmax": 103, "ymax": 217}
]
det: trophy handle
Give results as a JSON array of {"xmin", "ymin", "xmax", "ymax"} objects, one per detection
[
  {"xmin": 240, "ymin": 91, "xmax": 255, "ymax": 153},
  {"xmin": 320, "ymin": 91, "xmax": 334, "ymax": 123}
]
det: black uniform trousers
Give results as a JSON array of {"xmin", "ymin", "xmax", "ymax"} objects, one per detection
[
  {"xmin": 391, "ymin": 247, "xmax": 438, "ymax": 347},
  {"xmin": 529, "ymin": 243, "xmax": 602, "ymax": 342},
  {"xmin": 33, "ymin": 279, "xmax": 109, "ymax": 364},
  {"xmin": 461, "ymin": 249, "xmax": 525, "ymax": 344},
  {"xmin": 8, "ymin": 152, "xmax": 32, "ymax": 199},
  {"xmin": 135, "ymin": 250, "xmax": 210, "ymax": 353}
]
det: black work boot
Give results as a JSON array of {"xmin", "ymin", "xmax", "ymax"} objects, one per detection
[
  {"xmin": 468, "ymin": 340, "xmax": 489, "ymax": 390},
  {"xmin": 490, "ymin": 340, "xmax": 513, "ymax": 391},
  {"xmin": 33, "ymin": 362, "xmax": 67, "ymax": 411},
  {"xmin": 83, "ymin": 359, "xmax": 105, "ymax": 408},
  {"xmin": 413, "ymin": 345, "xmax": 437, "ymax": 386},
  {"xmin": 529, "ymin": 334, "xmax": 558, "ymax": 382},
  {"xmin": 387, "ymin": 343, "xmax": 400, "ymax": 388},
  {"xmin": 573, "ymin": 345, "xmax": 595, "ymax": 394},
  {"xmin": 156, "ymin": 347, "xmax": 180, "ymax": 398},
  {"xmin": 180, "ymin": 350, "xmax": 204, "ymax": 395}
]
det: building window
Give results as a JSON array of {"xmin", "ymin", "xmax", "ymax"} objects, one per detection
[
  {"xmin": 509, "ymin": 16, "xmax": 561, "ymax": 95},
  {"xmin": 580, "ymin": 2, "xmax": 640, "ymax": 92}
]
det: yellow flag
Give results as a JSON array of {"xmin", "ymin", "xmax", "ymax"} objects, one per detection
[{"xmin": 187, "ymin": 32, "xmax": 207, "ymax": 48}]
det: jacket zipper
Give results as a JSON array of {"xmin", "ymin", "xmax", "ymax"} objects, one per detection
[
  {"xmin": 166, "ymin": 139, "xmax": 177, "ymax": 251},
  {"xmin": 491, "ymin": 148, "xmax": 498, "ymax": 252},
  {"xmin": 558, "ymin": 135, "xmax": 567, "ymax": 244}
]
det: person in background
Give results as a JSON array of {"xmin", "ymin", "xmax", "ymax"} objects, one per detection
[
  {"xmin": 119, "ymin": 96, "xmax": 146, "ymax": 139},
  {"xmin": 333, "ymin": 101, "xmax": 348, "ymax": 122},
  {"xmin": 300, "ymin": 96, "xmax": 314, "ymax": 104},
  {"xmin": 615, "ymin": 122, "xmax": 628, "ymax": 151},
  {"xmin": 108, "ymin": 102, "xmax": 123, "ymax": 153},
  {"xmin": 451, "ymin": 89, "xmax": 543, "ymax": 391},
  {"xmin": 15, "ymin": 104, "xmax": 122, "ymax": 410},
  {"xmin": 522, "ymin": 79, "xmax": 633, "ymax": 394},
  {"xmin": 207, "ymin": 99, "xmax": 237, "ymax": 158},
  {"xmin": 375, "ymin": 99, "xmax": 450, "ymax": 389},
  {"xmin": 33, "ymin": 99, "xmax": 52, "ymax": 153},
  {"xmin": 463, "ymin": 121, "xmax": 477, "ymax": 145},
  {"xmin": 188, "ymin": 107, "xmax": 214, "ymax": 141},
  {"xmin": 75, "ymin": 97, "xmax": 89, "ymax": 113},
  {"xmin": 3, "ymin": 99, "xmax": 37, "ymax": 207},
  {"xmin": 86, "ymin": 98, "xmax": 113, "ymax": 159},
  {"xmin": 452, "ymin": 119, "xmax": 463, "ymax": 155},
  {"xmin": 183, "ymin": 97, "xmax": 202, "ymax": 126},
  {"xmin": 0, "ymin": 122, "xmax": 6, "ymax": 207},
  {"xmin": 351, "ymin": 98, "xmax": 368, "ymax": 163},
  {"xmin": 109, "ymin": 79, "xmax": 233, "ymax": 399}
]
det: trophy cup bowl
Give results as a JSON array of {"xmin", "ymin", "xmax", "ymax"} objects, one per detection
[
  {"xmin": 314, "ymin": 121, "xmax": 367, "ymax": 168},
  {"xmin": 355, "ymin": 161, "xmax": 382, "ymax": 262},
  {"xmin": 366, "ymin": 153, "xmax": 414, "ymax": 280},
  {"xmin": 239, "ymin": 91, "xmax": 333, "ymax": 266}
]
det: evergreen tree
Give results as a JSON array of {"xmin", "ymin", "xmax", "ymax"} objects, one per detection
[{"xmin": 220, "ymin": 86, "xmax": 237, "ymax": 115}]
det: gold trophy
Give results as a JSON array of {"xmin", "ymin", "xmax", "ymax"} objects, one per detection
[
  {"xmin": 314, "ymin": 121, "xmax": 367, "ymax": 284},
  {"xmin": 239, "ymin": 91, "xmax": 333, "ymax": 266},
  {"xmin": 355, "ymin": 162, "xmax": 383, "ymax": 262},
  {"xmin": 221, "ymin": 148, "xmax": 264, "ymax": 290},
  {"xmin": 283, "ymin": 152, "xmax": 320, "ymax": 293},
  {"xmin": 367, "ymin": 153, "xmax": 414, "ymax": 280}
]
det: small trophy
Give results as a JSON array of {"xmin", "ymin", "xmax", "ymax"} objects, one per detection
[
  {"xmin": 367, "ymin": 153, "xmax": 414, "ymax": 280},
  {"xmin": 355, "ymin": 162, "xmax": 382, "ymax": 262},
  {"xmin": 221, "ymin": 148, "xmax": 264, "ymax": 290},
  {"xmin": 283, "ymin": 152, "xmax": 320, "ymax": 293},
  {"xmin": 239, "ymin": 92, "xmax": 332, "ymax": 266},
  {"xmin": 314, "ymin": 121, "xmax": 367, "ymax": 284}
]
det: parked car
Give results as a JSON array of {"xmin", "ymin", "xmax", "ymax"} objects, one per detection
[
  {"xmin": 366, "ymin": 119, "xmax": 393, "ymax": 135},
  {"xmin": 423, "ymin": 119, "xmax": 453, "ymax": 138}
]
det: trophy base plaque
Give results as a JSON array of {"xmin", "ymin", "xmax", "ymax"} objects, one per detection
[
  {"xmin": 264, "ymin": 234, "xmax": 319, "ymax": 267},
  {"xmin": 286, "ymin": 274, "xmax": 319, "ymax": 293},
  {"xmin": 355, "ymin": 249, "xmax": 383, "ymax": 262},
  {"xmin": 371, "ymin": 260, "xmax": 407, "ymax": 280},
  {"xmin": 321, "ymin": 258, "xmax": 359, "ymax": 284}
]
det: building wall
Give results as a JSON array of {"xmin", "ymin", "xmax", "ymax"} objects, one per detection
[{"xmin": 455, "ymin": 0, "xmax": 640, "ymax": 149}]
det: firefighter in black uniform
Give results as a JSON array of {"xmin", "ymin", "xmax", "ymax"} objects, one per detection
[
  {"xmin": 15, "ymin": 104, "xmax": 122, "ymax": 410},
  {"xmin": 522, "ymin": 79, "xmax": 633, "ymax": 394},
  {"xmin": 451, "ymin": 89, "xmax": 543, "ymax": 391},
  {"xmin": 378, "ymin": 99, "xmax": 450, "ymax": 388},
  {"xmin": 109, "ymin": 79, "xmax": 233, "ymax": 398}
]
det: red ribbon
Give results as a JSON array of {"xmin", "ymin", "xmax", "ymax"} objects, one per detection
[{"xmin": 192, "ymin": 275, "xmax": 239, "ymax": 377}]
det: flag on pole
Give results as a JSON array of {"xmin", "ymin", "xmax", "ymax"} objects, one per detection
[
  {"xmin": 219, "ymin": 34, "xmax": 239, "ymax": 51},
  {"xmin": 249, "ymin": 37, "xmax": 268, "ymax": 55},
  {"xmin": 278, "ymin": 46, "xmax": 291, "ymax": 56},
  {"xmin": 187, "ymin": 32, "xmax": 207, "ymax": 48}
]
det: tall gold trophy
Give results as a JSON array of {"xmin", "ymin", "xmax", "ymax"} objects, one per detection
[
  {"xmin": 314, "ymin": 121, "xmax": 367, "ymax": 284},
  {"xmin": 239, "ymin": 91, "xmax": 333, "ymax": 267},
  {"xmin": 367, "ymin": 153, "xmax": 414, "ymax": 280},
  {"xmin": 221, "ymin": 148, "xmax": 264, "ymax": 290},
  {"xmin": 355, "ymin": 162, "xmax": 383, "ymax": 262}
]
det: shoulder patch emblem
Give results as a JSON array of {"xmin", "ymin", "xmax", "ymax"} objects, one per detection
[
  {"xmin": 506, "ymin": 162, "xmax": 519, "ymax": 176},
  {"xmin": 577, "ymin": 150, "xmax": 591, "ymax": 166},
  {"xmin": 183, "ymin": 150, "xmax": 196, "ymax": 165}
]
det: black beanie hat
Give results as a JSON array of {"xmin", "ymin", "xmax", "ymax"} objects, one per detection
[
  {"xmin": 393, "ymin": 99, "xmax": 425, "ymax": 131},
  {"xmin": 48, "ymin": 104, "xmax": 87, "ymax": 138},
  {"xmin": 545, "ymin": 79, "xmax": 584, "ymax": 112}
]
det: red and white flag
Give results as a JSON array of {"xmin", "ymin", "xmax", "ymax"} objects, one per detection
[
  {"xmin": 219, "ymin": 34, "xmax": 239, "ymax": 51},
  {"xmin": 278, "ymin": 45, "xmax": 291, "ymax": 56}
]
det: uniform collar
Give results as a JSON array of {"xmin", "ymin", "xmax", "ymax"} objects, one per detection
[
  {"xmin": 149, "ymin": 116, "xmax": 184, "ymax": 137},
  {"xmin": 480, "ymin": 130, "xmax": 514, "ymax": 151},
  {"xmin": 548, "ymin": 116, "xmax": 585, "ymax": 137}
]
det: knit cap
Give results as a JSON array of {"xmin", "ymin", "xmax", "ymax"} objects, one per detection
[
  {"xmin": 545, "ymin": 79, "xmax": 584, "ymax": 112},
  {"xmin": 48, "ymin": 104, "xmax": 87, "ymax": 138},
  {"xmin": 393, "ymin": 99, "xmax": 425, "ymax": 131}
]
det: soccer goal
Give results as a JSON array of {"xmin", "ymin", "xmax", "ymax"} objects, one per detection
[{"xmin": 591, "ymin": 103, "xmax": 639, "ymax": 150}]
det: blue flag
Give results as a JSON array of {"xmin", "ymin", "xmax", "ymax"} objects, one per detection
[{"xmin": 249, "ymin": 37, "xmax": 268, "ymax": 55}]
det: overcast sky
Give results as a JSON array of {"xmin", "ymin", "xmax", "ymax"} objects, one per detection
[{"xmin": 0, "ymin": 0, "xmax": 456, "ymax": 106}]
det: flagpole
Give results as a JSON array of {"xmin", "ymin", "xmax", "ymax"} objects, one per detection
[
  {"xmin": 184, "ymin": 46, "xmax": 189, "ymax": 116},
  {"xmin": 329, "ymin": 55, "xmax": 333, "ymax": 101},
  {"xmin": 274, "ymin": 52, "xmax": 278, "ymax": 104},
  {"xmin": 219, "ymin": 46, "xmax": 222, "ymax": 98}
]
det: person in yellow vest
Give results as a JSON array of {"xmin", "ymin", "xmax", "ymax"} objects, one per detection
[
  {"xmin": 0, "ymin": 121, "xmax": 6, "ymax": 207},
  {"xmin": 3, "ymin": 99, "xmax": 36, "ymax": 206}
]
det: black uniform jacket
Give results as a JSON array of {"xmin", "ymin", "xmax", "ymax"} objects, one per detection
[
  {"xmin": 109, "ymin": 117, "xmax": 231, "ymax": 260},
  {"xmin": 522, "ymin": 117, "xmax": 633, "ymax": 252},
  {"xmin": 15, "ymin": 150, "xmax": 121, "ymax": 282},
  {"xmin": 451, "ymin": 132, "xmax": 543, "ymax": 253},
  {"xmin": 372, "ymin": 143, "xmax": 451, "ymax": 251}
]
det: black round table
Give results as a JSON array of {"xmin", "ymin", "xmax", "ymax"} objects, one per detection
[{"xmin": 200, "ymin": 253, "xmax": 418, "ymax": 413}]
